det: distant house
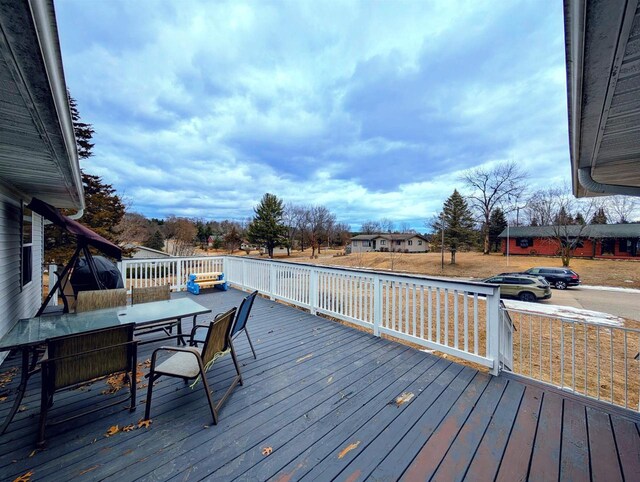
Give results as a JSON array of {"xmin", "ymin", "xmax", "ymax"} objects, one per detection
[
  {"xmin": 498, "ymin": 224, "xmax": 640, "ymax": 259},
  {"xmin": 350, "ymin": 233, "xmax": 429, "ymax": 253},
  {"xmin": 124, "ymin": 244, "xmax": 172, "ymax": 259}
]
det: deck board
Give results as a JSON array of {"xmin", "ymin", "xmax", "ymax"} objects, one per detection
[{"xmin": 0, "ymin": 287, "xmax": 638, "ymax": 481}]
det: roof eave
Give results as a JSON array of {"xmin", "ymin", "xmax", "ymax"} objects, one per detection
[{"xmin": 30, "ymin": 0, "xmax": 84, "ymax": 211}]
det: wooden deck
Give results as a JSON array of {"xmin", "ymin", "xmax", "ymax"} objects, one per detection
[{"xmin": 0, "ymin": 288, "xmax": 638, "ymax": 481}]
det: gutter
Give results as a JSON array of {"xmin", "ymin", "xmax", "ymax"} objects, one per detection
[
  {"xmin": 29, "ymin": 0, "xmax": 85, "ymax": 212},
  {"xmin": 578, "ymin": 168, "xmax": 640, "ymax": 196}
]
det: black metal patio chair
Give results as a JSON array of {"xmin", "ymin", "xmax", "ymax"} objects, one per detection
[
  {"xmin": 38, "ymin": 325, "xmax": 137, "ymax": 447},
  {"xmin": 230, "ymin": 290, "xmax": 258, "ymax": 359},
  {"xmin": 144, "ymin": 307, "xmax": 242, "ymax": 425}
]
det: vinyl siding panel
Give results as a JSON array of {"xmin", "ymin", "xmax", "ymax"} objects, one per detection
[{"xmin": 0, "ymin": 185, "xmax": 43, "ymax": 350}]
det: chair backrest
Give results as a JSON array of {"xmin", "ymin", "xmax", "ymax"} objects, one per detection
[
  {"xmin": 76, "ymin": 288, "xmax": 127, "ymax": 313},
  {"xmin": 131, "ymin": 284, "xmax": 170, "ymax": 305},
  {"xmin": 201, "ymin": 307, "xmax": 236, "ymax": 366},
  {"xmin": 59, "ymin": 267, "xmax": 77, "ymax": 313},
  {"xmin": 45, "ymin": 325, "xmax": 135, "ymax": 390},
  {"xmin": 231, "ymin": 290, "xmax": 258, "ymax": 337}
]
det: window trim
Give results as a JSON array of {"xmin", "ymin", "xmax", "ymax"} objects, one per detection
[{"xmin": 21, "ymin": 204, "xmax": 33, "ymax": 289}]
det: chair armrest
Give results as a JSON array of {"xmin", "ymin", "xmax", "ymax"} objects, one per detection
[{"xmin": 190, "ymin": 323, "xmax": 210, "ymax": 339}]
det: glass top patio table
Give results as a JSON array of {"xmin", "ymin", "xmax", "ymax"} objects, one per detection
[{"xmin": 0, "ymin": 298, "xmax": 211, "ymax": 351}]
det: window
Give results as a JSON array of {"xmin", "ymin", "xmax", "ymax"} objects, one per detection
[
  {"xmin": 418, "ymin": 240, "xmax": 423, "ymax": 245},
  {"xmin": 408, "ymin": 240, "xmax": 413, "ymax": 246},
  {"xmin": 517, "ymin": 238, "xmax": 534, "ymax": 248},
  {"xmin": 364, "ymin": 241, "xmax": 371, "ymax": 247},
  {"xmin": 380, "ymin": 240, "xmax": 386, "ymax": 245},
  {"xmin": 21, "ymin": 205, "xmax": 33, "ymax": 287},
  {"xmin": 620, "ymin": 238, "xmax": 629, "ymax": 253},
  {"xmin": 395, "ymin": 240, "xmax": 402, "ymax": 246}
]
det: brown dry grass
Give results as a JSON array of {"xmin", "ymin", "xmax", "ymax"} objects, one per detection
[{"xmin": 287, "ymin": 251, "xmax": 640, "ymax": 289}]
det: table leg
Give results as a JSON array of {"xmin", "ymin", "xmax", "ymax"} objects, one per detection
[
  {"xmin": 176, "ymin": 318, "xmax": 185, "ymax": 346},
  {"xmin": 1, "ymin": 348, "xmax": 31, "ymax": 435}
]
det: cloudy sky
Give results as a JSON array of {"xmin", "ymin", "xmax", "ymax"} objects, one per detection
[{"xmin": 56, "ymin": 0, "xmax": 570, "ymax": 230}]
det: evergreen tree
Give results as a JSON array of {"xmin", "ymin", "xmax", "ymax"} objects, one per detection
[
  {"xmin": 554, "ymin": 207, "xmax": 574, "ymax": 225},
  {"xmin": 45, "ymin": 95, "xmax": 126, "ymax": 262},
  {"xmin": 224, "ymin": 226, "xmax": 243, "ymax": 253},
  {"xmin": 590, "ymin": 207, "xmax": 608, "ymax": 224},
  {"xmin": 145, "ymin": 230, "xmax": 165, "ymax": 251},
  {"xmin": 488, "ymin": 208, "xmax": 507, "ymax": 252},
  {"xmin": 68, "ymin": 94, "xmax": 94, "ymax": 159},
  {"xmin": 574, "ymin": 212, "xmax": 586, "ymax": 225},
  {"xmin": 247, "ymin": 193, "xmax": 287, "ymax": 258},
  {"xmin": 433, "ymin": 190, "xmax": 476, "ymax": 264}
]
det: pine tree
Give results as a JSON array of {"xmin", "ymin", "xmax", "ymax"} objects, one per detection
[
  {"xmin": 435, "ymin": 190, "xmax": 476, "ymax": 264},
  {"xmin": 68, "ymin": 94, "xmax": 94, "ymax": 159},
  {"xmin": 44, "ymin": 95, "xmax": 126, "ymax": 263},
  {"xmin": 145, "ymin": 230, "xmax": 165, "ymax": 251},
  {"xmin": 247, "ymin": 193, "xmax": 287, "ymax": 258},
  {"xmin": 590, "ymin": 207, "xmax": 608, "ymax": 224},
  {"xmin": 488, "ymin": 208, "xmax": 507, "ymax": 252},
  {"xmin": 574, "ymin": 212, "xmax": 586, "ymax": 225}
]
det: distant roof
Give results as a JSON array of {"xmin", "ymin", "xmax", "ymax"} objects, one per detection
[
  {"xmin": 352, "ymin": 233, "xmax": 429, "ymax": 241},
  {"xmin": 498, "ymin": 224, "xmax": 640, "ymax": 238},
  {"xmin": 123, "ymin": 244, "xmax": 172, "ymax": 257}
]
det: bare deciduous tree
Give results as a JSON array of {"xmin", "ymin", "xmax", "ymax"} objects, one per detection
[
  {"xmin": 380, "ymin": 218, "xmax": 395, "ymax": 233},
  {"xmin": 604, "ymin": 195, "xmax": 639, "ymax": 223},
  {"xmin": 163, "ymin": 216, "xmax": 197, "ymax": 256},
  {"xmin": 460, "ymin": 161, "xmax": 528, "ymax": 254},
  {"xmin": 360, "ymin": 220, "xmax": 382, "ymax": 234}
]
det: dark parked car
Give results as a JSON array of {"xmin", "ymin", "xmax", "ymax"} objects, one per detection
[
  {"xmin": 522, "ymin": 267, "xmax": 580, "ymax": 290},
  {"xmin": 482, "ymin": 274, "xmax": 552, "ymax": 302}
]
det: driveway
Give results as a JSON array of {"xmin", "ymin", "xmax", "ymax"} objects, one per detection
[{"xmin": 539, "ymin": 286, "xmax": 640, "ymax": 322}]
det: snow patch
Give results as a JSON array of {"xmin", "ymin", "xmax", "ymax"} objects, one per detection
[
  {"xmin": 502, "ymin": 300, "xmax": 625, "ymax": 327},
  {"xmin": 579, "ymin": 285, "xmax": 640, "ymax": 294}
]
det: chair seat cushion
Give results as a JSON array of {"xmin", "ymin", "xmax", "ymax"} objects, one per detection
[{"xmin": 155, "ymin": 347, "xmax": 202, "ymax": 378}]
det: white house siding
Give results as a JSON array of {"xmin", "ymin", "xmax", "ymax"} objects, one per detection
[
  {"xmin": 0, "ymin": 186, "xmax": 43, "ymax": 346},
  {"xmin": 350, "ymin": 240, "xmax": 374, "ymax": 253}
]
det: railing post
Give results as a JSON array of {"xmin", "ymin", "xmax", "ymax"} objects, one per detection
[
  {"xmin": 269, "ymin": 262, "xmax": 276, "ymax": 300},
  {"xmin": 176, "ymin": 259, "xmax": 183, "ymax": 292},
  {"xmin": 309, "ymin": 267, "xmax": 318, "ymax": 315},
  {"xmin": 486, "ymin": 289, "xmax": 501, "ymax": 376},
  {"xmin": 241, "ymin": 258, "xmax": 246, "ymax": 290},
  {"xmin": 373, "ymin": 275, "xmax": 382, "ymax": 337},
  {"xmin": 48, "ymin": 263, "xmax": 58, "ymax": 307}
]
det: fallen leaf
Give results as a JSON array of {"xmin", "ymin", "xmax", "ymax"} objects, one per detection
[
  {"xmin": 327, "ymin": 376, "xmax": 333, "ymax": 384},
  {"xmin": 12, "ymin": 470, "xmax": 33, "ymax": 482},
  {"xmin": 296, "ymin": 354, "xmax": 313, "ymax": 363},
  {"xmin": 338, "ymin": 441, "xmax": 361, "ymax": 459},
  {"xmin": 0, "ymin": 396, "xmax": 7, "ymax": 402},
  {"xmin": 0, "ymin": 367, "xmax": 19, "ymax": 388},
  {"xmin": 28, "ymin": 450, "xmax": 38, "ymax": 458},
  {"xmin": 262, "ymin": 446, "xmax": 273, "ymax": 456},
  {"xmin": 78, "ymin": 465, "xmax": 99, "ymax": 476},
  {"xmin": 18, "ymin": 405, "xmax": 27, "ymax": 412},
  {"xmin": 137, "ymin": 418, "xmax": 152, "ymax": 429},
  {"xmin": 122, "ymin": 424, "xmax": 136, "ymax": 432},
  {"xmin": 105, "ymin": 425, "xmax": 120, "ymax": 437},
  {"xmin": 394, "ymin": 392, "xmax": 415, "ymax": 406},
  {"xmin": 138, "ymin": 383, "xmax": 148, "ymax": 389}
]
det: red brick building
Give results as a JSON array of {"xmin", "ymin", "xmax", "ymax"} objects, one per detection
[{"xmin": 498, "ymin": 224, "xmax": 640, "ymax": 259}]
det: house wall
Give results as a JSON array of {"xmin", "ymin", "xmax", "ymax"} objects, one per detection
[
  {"xmin": 501, "ymin": 237, "xmax": 639, "ymax": 259},
  {"xmin": 350, "ymin": 240, "xmax": 374, "ymax": 253},
  {"xmin": 0, "ymin": 186, "xmax": 44, "ymax": 343}
]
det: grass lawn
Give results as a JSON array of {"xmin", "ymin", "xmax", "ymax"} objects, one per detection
[{"xmin": 277, "ymin": 250, "xmax": 640, "ymax": 289}]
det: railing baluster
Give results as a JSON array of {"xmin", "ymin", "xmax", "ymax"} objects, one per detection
[{"xmin": 454, "ymin": 290, "xmax": 459, "ymax": 349}]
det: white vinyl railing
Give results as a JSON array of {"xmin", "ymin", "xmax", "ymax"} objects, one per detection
[
  {"xmin": 119, "ymin": 256, "xmax": 506, "ymax": 374},
  {"xmin": 503, "ymin": 307, "xmax": 640, "ymax": 412}
]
